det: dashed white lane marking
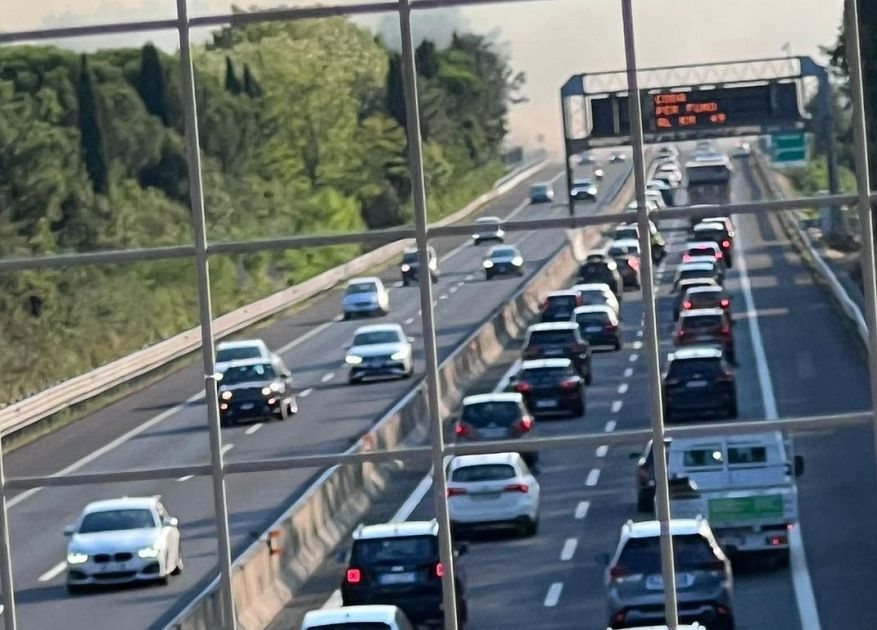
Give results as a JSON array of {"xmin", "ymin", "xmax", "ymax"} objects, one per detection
[
  {"xmin": 300, "ymin": 388, "xmax": 314, "ymax": 397},
  {"xmin": 178, "ymin": 475, "xmax": 194, "ymax": 482},
  {"xmin": 321, "ymin": 373, "xmax": 335, "ymax": 383},
  {"xmin": 596, "ymin": 445, "xmax": 609, "ymax": 458},
  {"xmin": 575, "ymin": 500, "xmax": 590, "ymax": 520},
  {"xmin": 449, "ymin": 286, "xmax": 459, "ymax": 294},
  {"xmin": 585, "ymin": 468, "xmax": 601, "ymax": 486},
  {"xmin": 544, "ymin": 582, "xmax": 564, "ymax": 607},
  {"xmin": 604, "ymin": 420, "xmax": 617, "ymax": 432},
  {"xmin": 618, "ymin": 383, "xmax": 629, "ymax": 394},
  {"xmin": 560, "ymin": 538, "xmax": 578, "ymax": 561},
  {"xmin": 465, "ymin": 274, "xmax": 475, "ymax": 282},
  {"xmin": 221, "ymin": 443, "xmax": 234, "ymax": 455},
  {"xmin": 456, "ymin": 281, "xmax": 465, "ymax": 287},
  {"xmin": 611, "ymin": 400, "xmax": 623, "ymax": 413},
  {"xmin": 405, "ymin": 317, "xmax": 415, "ymax": 325},
  {"xmin": 38, "ymin": 561, "xmax": 66, "ymax": 583},
  {"xmin": 495, "ymin": 361, "xmax": 521, "ymax": 392},
  {"xmin": 629, "ymin": 353, "xmax": 639, "ymax": 363},
  {"xmin": 633, "ymin": 340, "xmax": 643, "ymax": 350},
  {"xmin": 245, "ymin": 423, "xmax": 263, "ymax": 435},
  {"xmin": 623, "ymin": 367, "xmax": 633, "ymax": 378},
  {"xmin": 332, "ymin": 314, "xmax": 344, "ymax": 322},
  {"xmin": 439, "ymin": 294, "xmax": 448, "ymax": 300},
  {"xmin": 636, "ymin": 329, "xmax": 643, "ymax": 337}
]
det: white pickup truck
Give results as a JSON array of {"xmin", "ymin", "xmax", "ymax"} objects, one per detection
[{"xmin": 667, "ymin": 431, "xmax": 804, "ymax": 563}]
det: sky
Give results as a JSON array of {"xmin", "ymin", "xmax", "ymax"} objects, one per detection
[{"xmin": 5, "ymin": 0, "xmax": 846, "ymax": 151}]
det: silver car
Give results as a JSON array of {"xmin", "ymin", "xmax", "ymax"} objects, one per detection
[
  {"xmin": 342, "ymin": 277, "xmax": 390, "ymax": 319},
  {"xmin": 345, "ymin": 324, "xmax": 414, "ymax": 383},
  {"xmin": 472, "ymin": 216, "xmax": 505, "ymax": 245},
  {"xmin": 65, "ymin": 496, "xmax": 182, "ymax": 593}
]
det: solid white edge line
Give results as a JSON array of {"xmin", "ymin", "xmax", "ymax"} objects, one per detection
[
  {"xmin": 544, "ymin": 582, "xmax": 563, "ymax": 607},
  {"xmin": 585, "ymin": 468, "xmax": 601, "ymax": 487},
  {"xmin": 320, "ymin": 372, "xmax": 335, "ymax": 383},
  {"xmin": 574, "ymin": 500, "xmax": 590, "ymax": 520},
  {"xmin": 391, "ymin": 474, "xmax": 434, "ymax": 523},
  {"xmin": 560, "ymin": 538, "xmax": 578, "ymax": 561},
  {"xmin": 38, "ymin": 561, "xmax": 66, "ymax": 583},
  {"xmin": 178, "ymin": 475, "xmax": 194, "ymax": 482},
  {"xmin": 790, "ymin": 525, "xmax": 821, "ymax": 630},
  {"xmin": 220, "ymin": 443, "xmax": 234, "ymax": 456}
]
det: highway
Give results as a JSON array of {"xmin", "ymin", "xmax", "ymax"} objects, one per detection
[
  {"xmin": 1, "ymin": 158, "xmax": 630, "ymax": 628},
  {"xmin": 267, "ymin": 156, "xmax": 877, "ymax": 630}
]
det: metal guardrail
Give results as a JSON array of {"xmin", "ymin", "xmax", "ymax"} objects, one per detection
[{"xmin": 0, "ymin": 159, "xmax": 549, "ymax": 438}]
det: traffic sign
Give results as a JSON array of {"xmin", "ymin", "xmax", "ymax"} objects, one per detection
[{"xmin": 771, "ymin": 132, "xmax": 807, "ymax": 164}]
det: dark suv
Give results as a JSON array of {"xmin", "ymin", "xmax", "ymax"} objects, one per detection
[
  {"xmin": 522, "ymin": 322, "xmax": 592, "ymax": 384},
  {"xmin": 341, "ymin": 520, "xmax": 468, "ymax": 627},
  {"xmin": 217, "ymin": 359, "xmax": 298, "ymax": 426},
  {"xmin": 578, "ymin": 256, "xmax": 624, "ymax": 299},
  {"xmin": 507, "ymin": 358, "xmax": 586, "ymax": 417},
  {"xmin": 400, "ymin": 246, "xmax": 438, "ymax": 285},
  {"xmin": 605, "ymin": 518, "xmax": 735, "ymax": 629},
  {"xmin": 539, "ymin": 290, "xmax": 583, "ymax": 323},
  {"xmin": 663, "ymin": 347, "xmax": 737, "ymax": 421}
]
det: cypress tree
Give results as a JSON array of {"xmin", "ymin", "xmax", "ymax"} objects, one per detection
[
  {"xmin": 137, "ymin": 43, "xmax": 170, "ymax": 125},
  {"xmin": 242, "ymin": 64, "xmax": 262, "ymax": 98},
  {"xmin": 386, "ymin": 53, "xmax": 407, "ymax": 128},
  {"xmin": 224, "ymin": 56, "xmax": 243, "ymax": 95},
  {"xmin": 415, "ymin": 40, "xmax": 440, "ymax": 79},
  {"xmin": 77, "ymin": 55, "xmax": 109, "ymax": 195}
]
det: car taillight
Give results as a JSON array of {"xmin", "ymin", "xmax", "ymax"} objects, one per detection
[
  {"xmin": 609, "ymin": 566, "xmax": 627, "ymax": 578},
  {"xmin": 559, "ymin": 378, "xmax": 579, "ymax": 391},
  {"xmin": 514, "ymin": 382, "xmax": 532, "ymax": 394},
  {"xmin": 455, "ymin": 423, "xmax": 472, "ymax": 437},
  {"xmin": 612, "ymin": 611, "xmax": 626, "ymax": 625},
  {"xmin": 682, "ymin": 300, "xmax": 692, "ymax": 310},
  {"xmin": 720, "ymin": 298, "xmax": 730, "ymax": 308},
  {"xmin": 722, "ymin": 239, "xmax": 731, "ymax": 248},
  {"xmin": 346, "ymin": 568, "xmax": 362, "ymax": 584},
  {"xmin": 628, "ymin": 257, "xmax": 640, "ymax": 270},
  {"xmin": 768, "ymin": 535, "xmax": 788, "ymax": 546},
  {"xmin": 716, "ymin": 251, "xmax": 723, "ymax": 259},
  {"xmin": 682, "ymin": 254, "xmax": 692, "ymax": 262},
  {"xmin": 716, "ymin": 604, "xmax": 731, "ymax": 617},
  {"xmin": 513, "ymin": 415, "xmax": 533, "ymax": 433},
  {"xmin": 705, "ymin": 559, "xmax": 726, "ymax": 572},
  {"xmin": 567, "ymin": 342, "xmax": 583, "ymax": 353},
  {"xmin": 504, "ymin": 483, "xmax": 529, "ymax": 493},
  {"xmin": 720, "ymin": 326, "xmax": 731, "ymax": 335},
  {"xmin": 435, "ymin": 562, "xmax": 444, "ymax": 577},
  {"xmin": 716, "ymin": 371, "xmax": 734, "ymax": 383},
  {"xmin": 446, "ymin": 487, "xmax": 467, "ymax": 497},
  {"xmin": 677, "ymin": 329, "xmax": 685, "ymax": 337}
]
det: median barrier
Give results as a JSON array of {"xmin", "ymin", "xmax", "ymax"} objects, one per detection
[{"xmin": 166, "ymin": 163, "xmax": 635, "ymax": 630}]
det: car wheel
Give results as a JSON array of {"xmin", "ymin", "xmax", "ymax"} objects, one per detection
[
  {"xmin": 288, "ymin": 396, "xmax": 299, "ymax": 415},
  {"xmin": 402, "ymin": 278, "xmax": 409, "ymax": 286},
  {"xmin": 171, "ymin": 545, "xmax": 183, "ymax": 576},
  {"xmin": 342, "ymin": 312, "xmax": 351, "ymax": 321},
  {"xmin": 637, "ymin": 490, "xmax": 654, "ymax": 513},
  {"xmin": 614, "ymin": 338, "xmax": 622, "ymax": 351},
  {"xmin": 572, "ymin": 399, "xmax": 585, "ymax": 417},
  {"xmin": 485, "ymin": 273, "xmax": 492, "ymax": 281},
  {"xmin": 523, "ymin": 516, "xmax": 539, "ymax": 537},
  {"xmin": 278, "ymin": 402, "xmax": 288, "ymax": 422}
]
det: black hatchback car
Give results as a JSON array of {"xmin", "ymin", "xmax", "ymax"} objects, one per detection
[
  {"xmin": 663, "ymin": 346, "xmax": 737, "ymax": 421},
  {"xmin": 217, "ymin": 359, "xmax": 298, "ymax": 426},
  {"xmin": 578, "ymin": 256, "xmax": 624, "ymax": 299},
  {"xmin": 507, "ymin": 358, "xmax": 586, "ymax": 417},
  {"xmin": 341, "ymin": 520, "xmax": 468, "ymax": 627},
  {"xmin": 522, "ymin": 323, "xmax": 593, "ymax": 384},
  {"xmin": 539, "ymin": 290, "xmax": 583, "ymax": 323}
]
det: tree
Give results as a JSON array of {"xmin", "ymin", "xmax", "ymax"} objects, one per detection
[
  {"xmin": 77, "ymin": 54, "xmax": 109, "ymax": 195},
  {"xmin": 137, "ymin": 43, "xmax": 169, "ymax": 124},
  {"xmin": 242, "ymin": 63, "xmax": 262, "ymax": 98},
  {"xmin": 415, "ymin": 40, "xmax": 440, "ymax": 79},
  {"xmin": 224, "ymin": 56, "xmax": 242, "ymax": 94},
  {"xmin": 386, "ymin": 53, "xmax": 407, "ymax": 129}
]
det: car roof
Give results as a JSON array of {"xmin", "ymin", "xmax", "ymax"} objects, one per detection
[
  {"xmin": 403, "ymin": 246, "xmax": 434, "ymax": 254},
  {"xmin": 574, "ymin": 305, "xmax": 615, "ymax": 316},
  {"xmin": 670, "ymin": 346, "xmax": 724, "ymax": 361},
  {"xmin": 677, "ymin": 262, "xmax": 716, "ymax": 271},
  {"xmin": 216, "ymin": 339, "xmax": 267, "ymax": 351},
  {"xmin": 488, "ymin": 244, "xmax": 519, "ymax": 254},
  {"xmin": 686, "ymin": 241, "xmax": 721, "ymax": 249},
  {"xmin": 520, "ymin": 358, "xmax": 573, "ymax": 370},
  {"xmin": 693, "ymin": 221, "xmax": 726, "ymax": 231},
  {"xmin": 676, "ymin": 278, "xmax": 718, "ymax": 289},
  {"xmin": 572, "ymin": 283, "xmax": 612, "ymax": 293},
  {"xmin": 353, "ymin": 324, "xmax": 404, "ymax": 335},
  {"xmin": 679, "ymin": 307, "xmax": 725, "ymax": 318},
  {"xmin": 302, "ymin": 606, "xmax": 402, "ymax": 627},
  {"xmin": 527, "ymin": 322, "xmax": 579, "ymax": 332},
  {"xmin": 670, "ymin": 431, "xmax": 784, "ymax": 450},
  {"xmin": 623, "ymin": 518, "xmax": 706, "ymax": 538},
  {"xmin": 463, "ymin": 392, "xmax": 523, "ymax": 406},
  {"xmin": 354, "ymin": 520, "xmax": 438, "ymax": 540},
  {"xmin": 83, "ymin": 496, "xmax": 158, "ymax": 514},
  {"xmin": 572, "ymin": 178, "xmax": 594, "ymax": 185},
  {"xmin": 347, "ymin": 276, "xmax": 381, "ymax": 285},
  {"xmin": 687, "ymin": 286, "xmax": 724, "ymax": 296},
  {"xmin": 222, "ymin": 358, "xmax": 276, "ymax": 368},
  {"xmin": 448, "ymin": 452, "xmax": 520, "ymax": 471}
]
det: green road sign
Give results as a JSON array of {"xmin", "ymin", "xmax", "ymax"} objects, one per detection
[
  {"xmin": 771, "ymin": 133, "xmax": 807, "ymax": 163},
  {"xmin": 708, "ymin": 494, "xmax": 785, "ymax": 523}
]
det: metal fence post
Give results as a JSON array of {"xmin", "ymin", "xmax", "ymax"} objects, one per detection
[
  {"xmin": 396, "ymin": 2, "xmax": 459, "ymax": 629},
  {"xmin": 175, "ymin": 0, "xmax": 237, "ymax": 626},
  {"xmin": 620, "ymin": 1, "xmax": 679, "ymax": 628},
  {"xmin": 561, "ymin": 97, "xmax": 576, "ymax": 217},
  {"xmin": 0, "ymin": 439, "xmax": 17, "ymax": 630},
  {"xmin": 844, "ymin": 0, "xmax": 877, "ymax": 497}
]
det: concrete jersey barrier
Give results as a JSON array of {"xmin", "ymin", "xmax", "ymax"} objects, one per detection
[
  {"xmin": 165, "ymin": 163, "xmax": 636, "ymax": 630},
  {"xmin": 0, "ymin": 159, "xmax": 549, "ymax": 438}
]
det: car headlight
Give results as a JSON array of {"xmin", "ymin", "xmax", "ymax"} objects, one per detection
[
  {"xmin": 67, "ymin": 552, "xmax": 89, "ymax": 565},
  {"xmin": 588, "ymin": 187, "xmax": 597, "ymax": 195},
  {"xmin": 345, "ymin": 355, "xmax": 363, "ymax": 365},
  {"xmin": 137, "ymin": 547, "xmax": 161, "ymax": 559},
  {"xmin": 390, "ymin": 350, "xmax": 406, "ymax": 361},
  {"xmin": 511, "ymin": 256, "xmax": 523, "ymax": 266},
  {"xmin": 220, "ymin": 390, "xmax": 233, "ymax": 400},
  {"xmin": 401, "ymin": 264, "xmax": 410, "ymax": 272},
  {"xmin": 483, "ymin": 260, "xmax": 494, "ymax": 268}
]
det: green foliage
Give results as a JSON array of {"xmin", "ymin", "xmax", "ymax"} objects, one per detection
[{"xmin": 0, "ymin": 18, "xmax": 522, "ymax": 404}]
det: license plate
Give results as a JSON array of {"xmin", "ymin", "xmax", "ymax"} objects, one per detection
[
  {"xmin": 367, "ymin": 360, "xmax": 385, "ymax": 368},
  {"xmin": 378, "ymin": 572, "xmax": 417, "ymax": 585},
  {"xmin": 686, "ymin": 380, "xmax": 708, "ymax": 388},
  {"xmin": 555, "ymin": 311, "xmax": 571, "ymax": 319},
  {"xmin": 479, "ymin": 428, "xmax": 508, "ymax": 439},
  {"xmin": 645, "ymin": 572, "xmax": 694, "ymax": 590},
  {"xmin": 544, "ymin": 349, "xmax": 563, "ymax": 356},
  {"xmin": 535, "ymin": 399, "xmax": 559, "ymax": 409},
  {"xmin": 241, "ymin": 403, "xmax": 255, "ymax": 410},
  {"xmin": 585, "ymin": 325, "xmax": 602, "ymax": 333},
  {"xmin": 471, "ymin": 491, "xmax": 502, "ymax": 500},
  {"xmin": 99, "ymin": 563, "xmax": 128, "ymax": 573}
]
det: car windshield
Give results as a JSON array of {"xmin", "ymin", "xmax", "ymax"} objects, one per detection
[
  {"xmin": 690, "ymin": 292, "xmax": 724, "ymax": 306},
  {"xmin": 520, "ymin": 366, "xmax": 569, "ymax": 384},
  {"xmin": 615, "ymin": 228, "xmax": 637, "ymax": 240},
  {"xmin": 580, "ymin": 290, "xmax": 610, "ymax": 306},
  {"xmin": 221, "ymin": 363, "xmax": 276, "ymax": 384},
  {"xmin": 491, "ymin": 247, "xmax": 518, "ymax": 258},
  {"xmin": 609, "ymin": 245, "xmax": 637, "ymax": 257},
  {"xmin": 79, "ymin": 508, "xmax": 155, "ymax": 533},
  {"xmin": 687, "ymin": 246, "xmax": 717, "ymax": 256},
  {"xmin": 532, "ymin": 185, "xmax": 548, "ymax": 193},
  {"xmin": 678, "ymin": 269, "xmax": 715, "ymax": 282},
  {"xmin": 451, "ymin": 464, "xmax": 517, "ymax": 482},
  {"xmin": 352, "ymin": 330, "xmax": 401, "ymax": 346},
  {"xmin": 345, "ymin": 283, "xmax": 377, "ymax": 295},
  {"xmin": 616, "ymin": 534, "xmax": 717, "ymax": 574},
  {"xmin": 476, "ymin": 217, "xmax": 499, "ymax": 225},
  {"xmin": 683, "ymin": 447, "xmax": 725, "ymax": 467},
  {"xmin": 727, "ymin": 446, "xmax": 769, "ymax": 465},
  {"xmin": 461, "ymin": 401, "xmax": 521, "ymax": 427},
  {"xmin": 573, "ymin": 180, "xmax": 593, "ymax": 187},
  {"xmin": 667, "ymin": 358, "xmax": 723, "ymax": 380},
  {"xmin": 682, "ymin": 315, "xmax": 723, "ymax": 330},
  {"xmin": 546, "ymin": 295, "xmax": 577, "ymax": 309},
  {"xmin": 576, "ymin": 312, "xmax": 609, "ymax": 326},
  {"xmin": 216, "ymin": 346, "xmax": 262, "ymax": 362},
  {"xmin": 695, "ymin": 228, "xmax": 725, "ymax": 241},
  {"xmin": 527, "ymin": 330, "xmax": 574, "ymax": 346},
  {"xmin": 351, "ymin": 535, "xmax": 436, "ymax": 565},
  {"xmin": 402, "ymin": 251, "xmax": 418, "ymax": 264}
]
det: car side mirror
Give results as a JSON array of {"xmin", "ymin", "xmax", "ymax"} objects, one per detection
[
  {"xmin": 794, "ymin": 455, "xmax": 805, "ymax": 477},
  {"xmin": 164, "ymin": 516, "xmax": 179, "ymax": 528},
  {"xmin": 595, "ymin": 552, "xmax": 610, "ymax": 567},
  {"xmin": 64, "ymin": 524, "xmax": 76, "ymax": 537}
]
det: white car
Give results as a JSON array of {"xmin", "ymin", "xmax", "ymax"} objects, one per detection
[
  {"xmin": 64, "ymin": 496, "xmax": 182, "ymax": 593},
  {"xmin": 301, "ymin": 605, "xmax": 414, "ymax": 630},
  {"xmin": 655, "ymin": 163, "xmax": 683, "ymax": 186},
  {"xmin": 342, "ymin": 277, "xmax": 390, "ymax": 319},
  {"xmin": 345, "ymin": 323, "xmax": 414, "ymax": 383},
  {"xmin": 571, "ymin": 282, "xmax": 620, "ymax": 317},
  {"xmin": 446, "ymin": 452, "xmax": 540, "ymax": 537},
  {"xmin": 215, "ymin": 339, "xmax": 273, "ymax": 373},
  {"xmin": 472, "ymin": 216, "xmax": 505, "ymax": 244}
]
